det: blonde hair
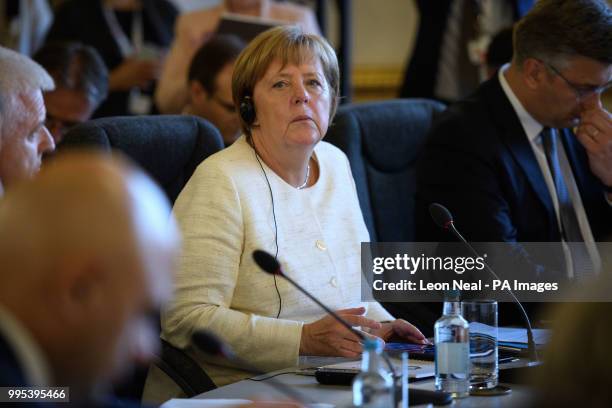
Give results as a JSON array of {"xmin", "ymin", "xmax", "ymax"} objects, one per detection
[{"xmin": 232, "ymin": 25, "xmax": 339, "ymax": 137}]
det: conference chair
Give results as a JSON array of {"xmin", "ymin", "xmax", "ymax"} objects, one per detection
[
  {"xmin": 59, "ymin": 115, "xmax": 224, "ymax": 204},
  {"xmin": 325, "ymin": 99, "xmax": 446, "ymax": 332},
  {"xmin": 325, "ymin": 98, "xmax": 446, "ymax": 242},
  {"xmin": 59, "ymin": 115, "xmax": 223, "ymax": 398}
]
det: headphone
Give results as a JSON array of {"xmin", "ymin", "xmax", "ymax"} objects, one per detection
[
  {"xmin": 239, "ymin": 96, "xmax": 256, "ymax": 126},
  {"xmin": 245, "ymin": 102, "xmax": 281, "ymax": 318}
]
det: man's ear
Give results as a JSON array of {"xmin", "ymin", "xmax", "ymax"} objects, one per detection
[
  {"xmin": 53, "ymin": 255, "xmax": 106, "ymax": 324},
  {"xmin": 523, "ymin": 58, "xmax": 547, "ymax": 91},
  {"xmin": 189, "ymin": 80, "xmax": 209, "ymax": 104}
]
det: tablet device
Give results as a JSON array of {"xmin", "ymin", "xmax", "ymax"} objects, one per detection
[{"xmin": 216, "ymin": 13, "xmax": 280, "ymax": 42}]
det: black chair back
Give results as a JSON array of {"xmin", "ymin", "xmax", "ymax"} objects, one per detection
[
  {"xmin": 325, "ymin": 99, "xmax": 446, "ymax": 336},
  {"xmin": 59, "ymin": 115, "xmax": 224, "ymax": 204},
  {"xmin": 325, "ymin": 99, "xmax": 446, "ymax": 242}
]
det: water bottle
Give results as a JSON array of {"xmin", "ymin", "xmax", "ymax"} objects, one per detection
[
  {"xmin": 352, "ymin": 338, "xmax": 395, "ymax": 407},
  {"xmin": 434, "ymin": 290, "xmax": 470, "ymax": 398}
]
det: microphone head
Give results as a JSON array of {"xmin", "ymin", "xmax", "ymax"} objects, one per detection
[
  {"xmin": 252, "ymin": 249, "xmax": 282, "ymax": 275},
  {"xmin": 191, "ymin": 330, "xmax": 232, "ymax": 358},
  {"xmin": 429, "ymin": 203, "xmax": 454, "ymax": 230}
]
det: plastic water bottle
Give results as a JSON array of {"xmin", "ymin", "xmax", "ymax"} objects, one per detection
[
  {"xmin": 352, "ymin": 338, "xmax": 395, "ymax": 407},
  {"xmin": 434, "ymin": 290, "xmax": 470, "ymax": 398}
]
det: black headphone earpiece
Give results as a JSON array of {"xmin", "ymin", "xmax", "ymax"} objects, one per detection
[{"xmin": 239, "ymin": 96, "xmax": 256, "ymax": 126}]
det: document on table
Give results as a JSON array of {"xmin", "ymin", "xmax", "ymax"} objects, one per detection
[
  {"xmin": 470, "ymin": 323, "xmax": 550, "ymax": 345},
  {"xmin": 320, "ymin": 358, "xmax": 435, "ymax": 379}
]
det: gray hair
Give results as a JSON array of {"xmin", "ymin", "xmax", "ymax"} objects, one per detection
[{"xmin": 0, "ymin": 46, "xmax": 55, "ymax": 135}]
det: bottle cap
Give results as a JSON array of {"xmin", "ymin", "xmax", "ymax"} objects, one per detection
[
  {"xmin": 363, "ymin": 338, "xmax": 384, "ymax": 352},
  {"xmin": 443, "ymin": 289, "xmax": 461, "ymax": 302}
]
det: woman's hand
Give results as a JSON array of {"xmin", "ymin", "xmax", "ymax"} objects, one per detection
[
  {"xmin": 299, "ymin": 307, "xmax": 382, "ymax": 358},
  {"xmin": 370, "ymin": 319, "xmax": 428, "ymax": 344}
]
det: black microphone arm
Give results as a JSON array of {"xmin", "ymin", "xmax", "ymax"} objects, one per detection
[
  {"xmin": 252, "ymin": 249, "xmax": 367, "ymax": 341},
  {"xmin": 428, "ymin": 203, "xmax": 539, "ymax": 362},
  {"xmin": 252, "ymin": 249, "xmax": 458, "ymax": 407},
  {"xmin": 252, "ymin": 249, "xmax": 402, "ymax": 400},
  {"xmin": 191, "ymin": 329, "xmax": 311, "ymax": 404}
]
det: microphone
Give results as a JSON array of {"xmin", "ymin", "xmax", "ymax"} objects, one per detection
[
  {"xmin": 428, "ymin": 203, "xmax": 539, "ymax": 362},
  {"xmin": 191, "ymin": 329, "xmax": 310, "ymax": 404},
  {"xmin": 253, "ymin": 249, "xmax": 462, "ymax": 407}
]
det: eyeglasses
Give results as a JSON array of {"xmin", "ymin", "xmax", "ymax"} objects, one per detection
[
  {"xmin": 212, "ymin": 95, "xmax": 236, "ymax": 113},
  {"xmin": 543, "ymin": 61, "xmax": 612, "ymax": 100}
]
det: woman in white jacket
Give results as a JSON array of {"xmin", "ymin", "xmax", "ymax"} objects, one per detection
[{"xmin": 155, "ymin": 25, "xmax": 426, "ymax": 393}]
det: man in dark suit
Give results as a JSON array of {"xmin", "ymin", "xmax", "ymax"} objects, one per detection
[
  {"xmin": 413, "ymin": 0, "xmax": 612, "ymax": 330},
  {"xmin": 0, "ymin": 152, "xmax": 180, "ymax": 407}
]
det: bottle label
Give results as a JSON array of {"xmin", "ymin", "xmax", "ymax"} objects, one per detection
[{"xmin": 436, "ymin": 342, "xmax": 469, "ymax": 374}]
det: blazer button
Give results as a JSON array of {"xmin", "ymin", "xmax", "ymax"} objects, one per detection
[
  {"xmin": 330, "ymin": 277, "xmax": 338, "ymax": 287},
  {"xmin": 315, "ymin": 240, "xmax": 327, "ymax": 251}
]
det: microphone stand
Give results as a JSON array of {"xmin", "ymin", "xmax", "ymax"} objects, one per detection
[
  {"xmin": 269, "ymin": 268, "xmax": 400, "ymax": 405},
  {"xmin": 430, "ymin": 204, "xmax": 539, "ymax": 362},
  {"xmin": 253, "ymin": 249, "xmax": 453, "ymax": 406},
  {"xmin": 443, "ymin": 216, "xmax": 539, "ymax": 362}
]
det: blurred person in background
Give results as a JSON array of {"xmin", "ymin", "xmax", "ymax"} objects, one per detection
[
  {"xmin": 0, "ymin": 151, "xmax": 180, "ymax": 406},
  {"xmin": 185, "ymin": 34, "xmax": 245, "ymax": 146},
  {"xmin": 155, "ymin": 0, "xmax": 320, "ymax": 114},
  {"xmin": 45, "ymin": 0, "xmax": 178, "ymax": 117},
  {"xmin": 399, "ymin": 0, "xmax": 533, "ymax": 103},
  {"xmin": 34, "ymin": 42, "xmax": 109, "ymax": 144},
  {"xmin": 0, "ymin": 46, "xmax": 55, "ymax": 197},
  {"xmin": 531, "ymin": 273, "xmax": 612, "ymax": 407},
  {"xmin": 484, "ymin": 26, "xmax": 514, "ymax": 79},
  {"xmin": 0, "ymin": 0, "xmax": 53, "ymax": 55}
]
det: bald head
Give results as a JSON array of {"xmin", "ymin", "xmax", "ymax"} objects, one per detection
[
  {"xmin": 0, "ymin": 151, "xmax": 179, "ymax": 400},
  {"xmin": 0, "ymin": 151, "xmax": 178, "ymax": 289}
]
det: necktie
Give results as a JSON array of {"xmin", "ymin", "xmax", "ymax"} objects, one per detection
[{"xmin": 541, "ymin": 128, "xmax": 594, "ymax": 279}]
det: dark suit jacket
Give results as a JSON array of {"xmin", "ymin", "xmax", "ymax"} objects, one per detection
[
  {"xmin": 0, "ymin": 333, "xmax": 54, "ymax": 408},
  {"xmin": 416, "ymin": 75, "xmax": 611, "ymax": 244},
  {"xmin": 0, "ymin": 332, "xmax": 144, "ymax": 408},
  {"xmin": 398, "ymin": 0, "xmax": 452, "ymax": 99},
  {"xmin": 0, "ymin": 332, "xmax": 30, "ymax": 387},
  {"xmin": 406, "ymin": 75, "xmax": 612, "ymax": 332}
]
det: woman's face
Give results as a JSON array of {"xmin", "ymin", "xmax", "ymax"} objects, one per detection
[{"xmin": 252, "ymin": 57, "xmax": 332, "ymax": 151}]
